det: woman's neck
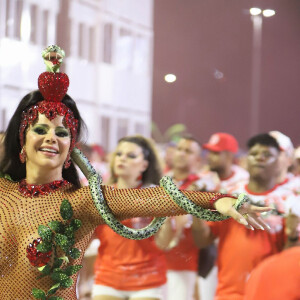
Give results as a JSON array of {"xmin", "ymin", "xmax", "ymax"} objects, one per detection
[
  {"xmin": 116, "ymin": 177, "xmax": 142, "ymax": 189},
  {"xmin": 26, "ymin": 164, "xmax": 63, "ymax": 185}
]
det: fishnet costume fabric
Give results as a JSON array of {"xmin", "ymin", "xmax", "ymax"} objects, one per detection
[
  {"xmin": 0, "ymin": 178, "xmax": 221, "ymax": 299},
  {"xmin": 102, "ymin": 186, "xmax": 219, "ymax": 219}
]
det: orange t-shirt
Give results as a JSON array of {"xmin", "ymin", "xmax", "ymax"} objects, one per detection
[
  {"xmin": 165, "ymin": 174, "xmax": 212, "ymax": 272},
  {"xmin": 208, "ymin": 218, "xmax": 284, "ymax": 300},
  {"xmin": 165, "ymin": 225, "xmax": 199, "ymax": 271},
  {"xmin": 244, "ymin": 247, "xmax": 300, "ymax": 300},
  {"xmin": 94, "ymin": 218, "xmax": 167, "ymax": 291}
]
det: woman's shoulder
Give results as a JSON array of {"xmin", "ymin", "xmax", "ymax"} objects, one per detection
[{"xmin": 0, "ymin": 175, "xmax": 18, "ymax": 188}]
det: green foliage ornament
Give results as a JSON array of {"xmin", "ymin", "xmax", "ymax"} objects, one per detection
[{"xmin": 29, "ymin": 199, "xmax": 83, "ymax": 300}]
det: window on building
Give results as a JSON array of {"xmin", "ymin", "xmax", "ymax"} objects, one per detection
[
  {"xmin": 5, "ymin": 0, "xmax": 23, "ymax": 40},
  {"xmin": 30, "ymin": 4, "xmax": 37, "ymax": 44},
  {"xmin": 14, "ymin": 0, "xmax": 22, "ymax": 40},
  {"xmin": 42, "ymin": 10, "xmax": 49, "ymax": 46},
  {"xmin": 133, "ymin": 35, "xmax": 150, "ymax": 75},
  {"xmin": 78, "ymin": 23, "xmax": 84, "ymax": 59},
  {"xmin": 102, "ymin": 23, "xmax": 113, "ymax": 64},
  {"xmin": 89, "ymin": 26, "xmax": 95, "ymax": 62},
  {"xmin": 117, "ymin": 118, "xmax": 128, "ymax": 140},
  {"xmin": 101, "ymin": 116, "xmax": 110, "ymax": 151},
  {"xmin": 135, "ymin": 122, "xmax": 146, "ymax": 135},
  {"xmin": 116, "ymin": 28, "xmax": 133, "ymax": 70}
]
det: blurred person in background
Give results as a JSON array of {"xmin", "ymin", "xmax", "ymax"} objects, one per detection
[
  {"xmin": 192, "ymin": 133, "xmax": 300, "ymax": 300},
  {"xmin": 161, "ymin": 136, "xmax": 218, "ymax": 300},
  {"xmin": 91, "ymin": 135, "xmax": 172, "ymax": 300},
  {"xmin": 292, "ymin": 146, "xmax": 300, "ymax": 176},
  {"xmin": 90, "ymin": 144, "xmax": 109, "ymax": 183},
  {"xmin": 202, "ymin": 132, "xmax": 249, "ymax": 194},
  {"xmin": 163, "ymin": 141, "xmax": 177, "ymax": 174},
  {"xmin": 269, "ymin": 131, "xmax": 300, "ymax": 193}
]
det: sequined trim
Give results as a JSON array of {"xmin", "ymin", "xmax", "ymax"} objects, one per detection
[{"xmin": 18, "ymin": 179, "xmax": 69, "ymax": 197}]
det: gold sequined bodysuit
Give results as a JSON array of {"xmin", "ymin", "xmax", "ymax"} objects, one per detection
[{"xmin": 0, "ymin": 178, "xmax": 218, "ymax": 299}]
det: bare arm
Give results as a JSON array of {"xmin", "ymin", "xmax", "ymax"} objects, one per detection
[
  {"xmin": 154, "ymin": 217, "xmax": 174, "ymax": 250},
  {"xmin": 191, "ymin": 216, "xmax": 216, "ymax": 248}
]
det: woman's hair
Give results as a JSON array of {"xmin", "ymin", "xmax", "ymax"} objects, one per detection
[
  {"xmin": 109, "ymin": 135, "xmax": 163, "ymax": 186},
  {"xmin": 0, "ymin": 90, "xmax": 86, "ymax": 188}
]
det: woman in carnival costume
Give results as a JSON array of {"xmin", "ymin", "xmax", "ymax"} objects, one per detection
[
  {"xmin": 92, "ymin": 135, "xmax": 172, "ymax": 300},
  {"xmin": 0, "ymin": 45, "xmax": 270, "ymax": 300}
]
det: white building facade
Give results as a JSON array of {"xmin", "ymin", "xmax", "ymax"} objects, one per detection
[{"xmin": 0, "ymin": 0, "xmax": 154, "ymax": 151}]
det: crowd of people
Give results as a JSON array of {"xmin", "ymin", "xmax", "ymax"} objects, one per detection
[
  {"xmin": 0, "ymin": 45, "xmax": 299, "ymax": 300},
  {"xmin": 76, "ymin": 131, "xmax": 300, "ymax": 300}
]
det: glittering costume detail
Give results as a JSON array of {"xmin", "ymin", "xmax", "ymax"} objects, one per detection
[
  {"xmin": 18, "ymin": 179, "xmax": 69, "ymax": 197},
  {"xmin": 0, "ymin": 177, "xmax": 246, "ymax": 299},
  {"xmin": 27, "ymin": 199, "xmax": 83, "ymax": 299},
  {"xmin": 27, "ymin": 238, "xmax": 52, "ymax": 267},
  {"xmin": 71, "ymin": 148, "xmax": 167, "ymax": 239},
  {"xmin": 19, "ymin": 45, "xmax": 78, "ymax": 165}
]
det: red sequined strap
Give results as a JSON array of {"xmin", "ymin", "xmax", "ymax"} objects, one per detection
[{"xmin": 209, "ymin": 193, "xmax": 237, "ymax": 209}]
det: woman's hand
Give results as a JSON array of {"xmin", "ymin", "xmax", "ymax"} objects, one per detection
[{"xmin": 214, "ymin": 197, "xmax": 272, "ymax": 230}]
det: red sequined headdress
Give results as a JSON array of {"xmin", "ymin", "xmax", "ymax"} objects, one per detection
[{"xmin": 19, "ymin": 45, "xmax": 78, "ymax": 168}]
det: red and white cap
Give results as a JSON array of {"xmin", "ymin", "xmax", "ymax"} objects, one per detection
[
  {"xmin": 269, "ymin": 131, "xmax": 294, "ymax": 157},
  {"xmin": 203, "ymin": 133, "xmax": 239, "ymax": 154}
]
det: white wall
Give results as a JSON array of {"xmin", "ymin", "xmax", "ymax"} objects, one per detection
[{"xmin": 0, "ymin": 0, "xmax": 154, "ymax": 151}]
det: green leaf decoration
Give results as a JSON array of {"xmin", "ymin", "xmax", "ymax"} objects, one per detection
[
  {"xmin": 48, "ymin": 221, "xmax": 63, "ymax": 233},
  {"xmin": 36, "ymin": 241, "xmax": 52, "ymax": 253},
  {"xmin": 53, "ymin": 256, "xmax": 69, "ymax": 268},
  {"xmin": 38, "ymin": 264, "xmax": 51, "ymax": 275},
  {"xmin": 65, "ymin": 265, "xmax": 83, "ymax": 276},
  {"xmin": 51, "ymin": 272, "xmax": 69, "ymax": 283},
  {"xmin": 64, "ymin": 226, "xmax": 75, "ymax": 239},
  {"xmin": 30, "ymin": 198, "xmax": 82, "ymax": 298},
  {"xmin": 38, "ymin": 225, "xmax": 53, "ymax": 241},
  {"xmin": 60, "ymin": 277, "xmax": 73, "ymax": 288},
  {"xmin": 69, "ymin": 248, "xmax": 81, "ymax": 259},
  {"xmin": 32, "ymin": 288, "xmax": 46, "ymax": 299},
  {"xmin": 54, "ymin": 234, "xmax": 69, "ymax": 250},
  {"xmin": 47, "ymin": 283, "xmax": 60, "ymax": 295},
  {"xmin": 70, "ymin": 219, "xmax": 82, "ymax": 231},
  {"xmin": 60, "ymin": 199, "xmax": 73, "ymax": 220}
]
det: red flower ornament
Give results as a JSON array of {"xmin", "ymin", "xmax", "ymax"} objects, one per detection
[{"xmin": 26, "ymin": 238, "xmax": 52, "ymax": 267}]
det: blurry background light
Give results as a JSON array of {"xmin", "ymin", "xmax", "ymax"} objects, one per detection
[
  {"xmin": 249, "ymin": 8, "xmax": 262, "ymax": 16},
  {"xmin": 263, "ymin": 9, "xmax": 276, "ymax": 17},
  {"xmin": 164, "ymin": 74, "xmax": 176, "ymax": 83}
]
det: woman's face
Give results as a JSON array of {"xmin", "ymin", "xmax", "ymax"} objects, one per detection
[
  {"xmin": 24, "ymin": 113, "xmax": 71, "ymax": 172},
  {"xmin": 113, "ymin": 141, "xmax": 149, "ymax": 181}
]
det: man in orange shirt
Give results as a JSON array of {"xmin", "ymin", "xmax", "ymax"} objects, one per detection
[
  {"xmin": 163, "ymin": 136, "xmax": 218, "ymax": 300},
  {"xmin": 192, "ymin": 133, "xmax": 300, "ymax": 300},
  {"xmin": 202, "ymin": 132, "xmax": 249, "ymax": 194}
]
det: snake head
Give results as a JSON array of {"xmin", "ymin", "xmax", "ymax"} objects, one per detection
[{"xmin": 41, "ymin": 45, "xmax": 65, "ymax": 73}]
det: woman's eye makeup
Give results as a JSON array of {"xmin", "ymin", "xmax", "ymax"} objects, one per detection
[
  {"xmin": 32, "ymin": 125, "xmax": 69, "ymax": 137},
  {"xmin": 55, "ymin": 128, "xmax": 69, "ymax": 137},
  {"xmin": 32, "ymin": 126, "xmax": 47, "ymax": 135},
  {"xmin": 127, "ymin": 153, "xmax": 137, "ymax": 159}
]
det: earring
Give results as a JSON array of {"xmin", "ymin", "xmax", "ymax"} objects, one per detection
[
  {"xmin": 137, "ymin": 174, "xmax": 143, "ymax": 181},
  {"xmin": 19, "ymin": 147, "xmax": 26, "ymax": 163},
  {"xmin": 64, "ymin": 159, "xmax": 71, "ymax": 169}
]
